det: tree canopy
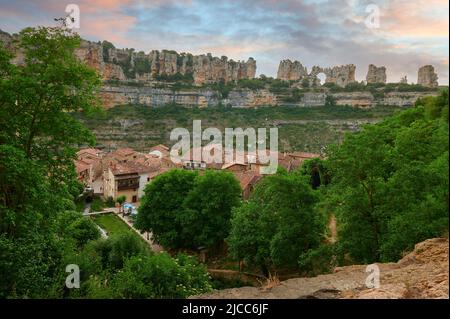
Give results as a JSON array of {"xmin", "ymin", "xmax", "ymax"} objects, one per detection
[{"xmin": 136, "ymin": 169, "xmax": 241, "ymax": 249}]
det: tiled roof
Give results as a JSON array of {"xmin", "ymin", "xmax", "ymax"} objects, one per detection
[
  {"xmin": 232, "ymin": 170, "xmax": 262, "ymax": 190},
  {"xmin": 75, "ymin": 160, "xmax": 90, "ymax": 173},
  {"xmin": 77, "ymin": 148, "xmax": 102, "ymax": 157},
  {"xmin": 109, "ymin": 162, "xmax": 153, "ymax": 176}
]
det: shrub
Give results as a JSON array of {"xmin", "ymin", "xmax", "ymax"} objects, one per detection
[{"xmin": 110, "ymin": 253, "xmax": 212, "ymax": 298}]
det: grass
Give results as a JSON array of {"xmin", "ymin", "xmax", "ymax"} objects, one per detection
[
  {"xmin": 91, "ymin": 213, "xmax": 152, "ymax": 251},
  {"xmin": 91, "ymin": 213, "xmax": 134, "ymax": 237}
]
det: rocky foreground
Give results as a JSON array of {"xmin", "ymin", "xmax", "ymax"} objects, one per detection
[{"xmin": 193, "ymin": 238, "xmax": 449, "ymax": 299}]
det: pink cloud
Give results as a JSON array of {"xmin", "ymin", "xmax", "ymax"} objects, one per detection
[{"xmin": 379, "ymin": 0, "xmax": 449, "ymax": 38}]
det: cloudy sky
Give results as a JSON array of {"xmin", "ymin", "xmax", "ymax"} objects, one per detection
[{"xmin": 0, "ymin": 0, "xmax": 448, "ymax": 84}]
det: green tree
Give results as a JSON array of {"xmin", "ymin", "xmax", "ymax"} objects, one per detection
[
  {"xmin": 116, "ymin": 195, "xmax": 126, "ymax": 214},
  {"xmin": 107, "ymin": 232, "xmax": 148, "ymax": 269},
  {"xmin": 227, "ymin": 172, "xmax": 325, "ymax": 275},
  {"xmin": 181, "ymin": 170, "xmax": 241, "ymax": 248},
  {"xmin": 135, "ymin": 169, "xmax": 197, "ymax": 248},
  {"xmin": 326, "ymin": 90, "xmax": 449, "ymax": 263},
  {"xmin": 0, "ymin": 25, "xmax": 101, "ymax": 298},
  {"xmin": 136, "ymin": 169, "xmax": 241, "ymax": 249},
  {"xmin": 55, "ymin": 211, "xmax": 100, "ymax": 247}
]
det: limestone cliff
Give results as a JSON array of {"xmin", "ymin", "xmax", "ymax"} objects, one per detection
[
  {"xmin": 366, "ymin": 64, "xmax": 387, "ymax": 84},
  {"xmin": 277, "ymin": 59, "xmax": 308, "ymax": 81},
  {"xmin": 97, "ymin": 86, "xmax": 438, "ymax": 109},
  {"xmin": 418, "ymin": 65, "xmax": 439, "ymax": 88},
  {"xmin": 75, "ymin": 40, "xmax": 256, "ymax": 85},
  {"xmin": 276, "ymin": 60, "xmax": 356, "ymax": 88}
]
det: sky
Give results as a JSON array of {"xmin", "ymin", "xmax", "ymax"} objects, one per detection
[{"xmin": 0, "ymin": 0, "xmax": 448, "ymax": 84}]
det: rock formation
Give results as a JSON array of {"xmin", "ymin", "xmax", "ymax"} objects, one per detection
[
  {"xmin": 192, "ymin": 54, "xmax": 256, "ymax": 85},
  {"xmin": 74, "ymin": 40, "xmax": 256, "ymax": 85},
  {"xmin": 417, "ymin": 65, "xmax": 438, "ymax": 88},
  {"xmin": 400, "ymin": 75, "xmax": 408, "ymax": 84},
  {"xmin": 312, "ymin": 64, "xmax": 357, "ymax": 87},
  {"xmin": 277, "ymin": 59, "xmax": 308, "ymax": 81},
  {"xmin": 276, "ymin": 60, "xmax": 356, "ymax": 88},
  {"xmin": 366, "ymin": 64, "xmax": 386, "ymax": 84},
  {"xmin": 74, "ymin": 40, "xmax": 126, "ymax": 81},
  {"xmin": 192, "ymin": 237, "xmax": 449, "ymax": 299}
]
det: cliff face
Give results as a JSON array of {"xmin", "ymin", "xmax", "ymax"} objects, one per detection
[
  {"xmin": 97, "ymin": 86, "xmax": 439, "ymax": 109},
  {"xmin": 277, "ymin": 59, "xmax": 356, "ymax": 88},
  {"xmin": 0, "ymin": 30, "xmax": 440, "ymax": 109},
  {"xmin": 226, "ymin": 89, "xmax": 277, "ymax": 108},
  {"xmin": 418, "ymin": 65, "xmax": 439, "ymax": 88},
  {"xmin": 74, "ymin": 40, "xmax": 256, "ymax": 85},
  {"xmin": 99, "ymin": 86, "xmax": 219, "ymax": 109},
  {"xmin": 277, "ymin": 60, "xmax": 308, "ymax": 81},
  {"xmin": 366, "ymin": 64, "xmax": 387, "ymax": 84},
  {"xmin": 192, "ymin": 237, "xmax": 449, "ymax": 299}
]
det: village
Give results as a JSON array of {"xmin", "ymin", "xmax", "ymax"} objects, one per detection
[{"xmin": 75, "ymin": 144, "xmax": 320, "ymax": 209}]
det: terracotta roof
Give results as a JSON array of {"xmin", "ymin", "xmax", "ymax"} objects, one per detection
[
  {"xmin": 221, "ymin": 162, "xmax": 247, "ymax": 170},
  {"xmin": 114, "ymin": 148, "xmax": 137, "ymax": 157},
  {"xmin": 109, "ymin": 162, "xmax": 153, "ymax": 176},
  {"xmin": 232, "ymin": 170, "xmax": 262, "ymax": 190},
  {"xmin": 75, "ymin": 160, "xmax": 90, "ymax": 173},
  {"xmin": 77, "ymin": 148, "xmax": 102, "ymax": 157}
]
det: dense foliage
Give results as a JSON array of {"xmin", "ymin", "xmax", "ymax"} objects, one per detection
[
  {"xmin": 325, "ymin": 89, "xmax": 448, "ymax": 263},
  {"xmin": 0, "ymin": 26, "xmax": 212, "ymax": 298},
  {"xmin": 227, "ymin": 170, "xmax": 326, "ymax": 275},
  {"xmin": 136, "ymin": 169, "xmax": 241, "ymax": 249}
]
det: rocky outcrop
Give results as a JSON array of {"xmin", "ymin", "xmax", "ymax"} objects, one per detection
[
  {"xmin": 227, "ymin": 89, "xmax": 277, "ymax": 108},
  {"xmin": 75, "ymin": 41, "xmax": 256, "ymax": 85},
  {"xmin": 99, "ymin": 86, "xmax": 219, "ymax": 109},
  {"xmin": 366, "ymin": 64, "xmax": 387, "ymax": 84},
  {"xmin": 75, "ymin": 40, "xmax": 126, "ymax": 81},
  {"xmin": 192, "ymin": 54, "xmax": 256, "ymax": 85},
  {"xmin": 192, "ymin": 237, "xmax": 449, "ymax": 299},
  {"xmin": 417, "ymin": 65, "xmax": 438, "ymax": 88},
  {"xmin": 96, "ymin": 86, "xmax": 438, "ymax": 109},
  {"xmin": 277, "ymin": 61, "xmax": 356, "ymax": 88},
  {"xmin": 311, "ymin": 64, "xmax": 357, "ymax": 87},
  {"xmin": 277, "ymin": 59, "xmax": 308, "ymax": 81}
]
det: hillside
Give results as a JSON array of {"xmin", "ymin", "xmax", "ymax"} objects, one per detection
[
  {"xmin": 75, "ymin": 104, "xmax": 402, "ymax": 153},
  {"xmin": 193, "ymin": 238, "xmax": 449, "ymax": 299}
]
